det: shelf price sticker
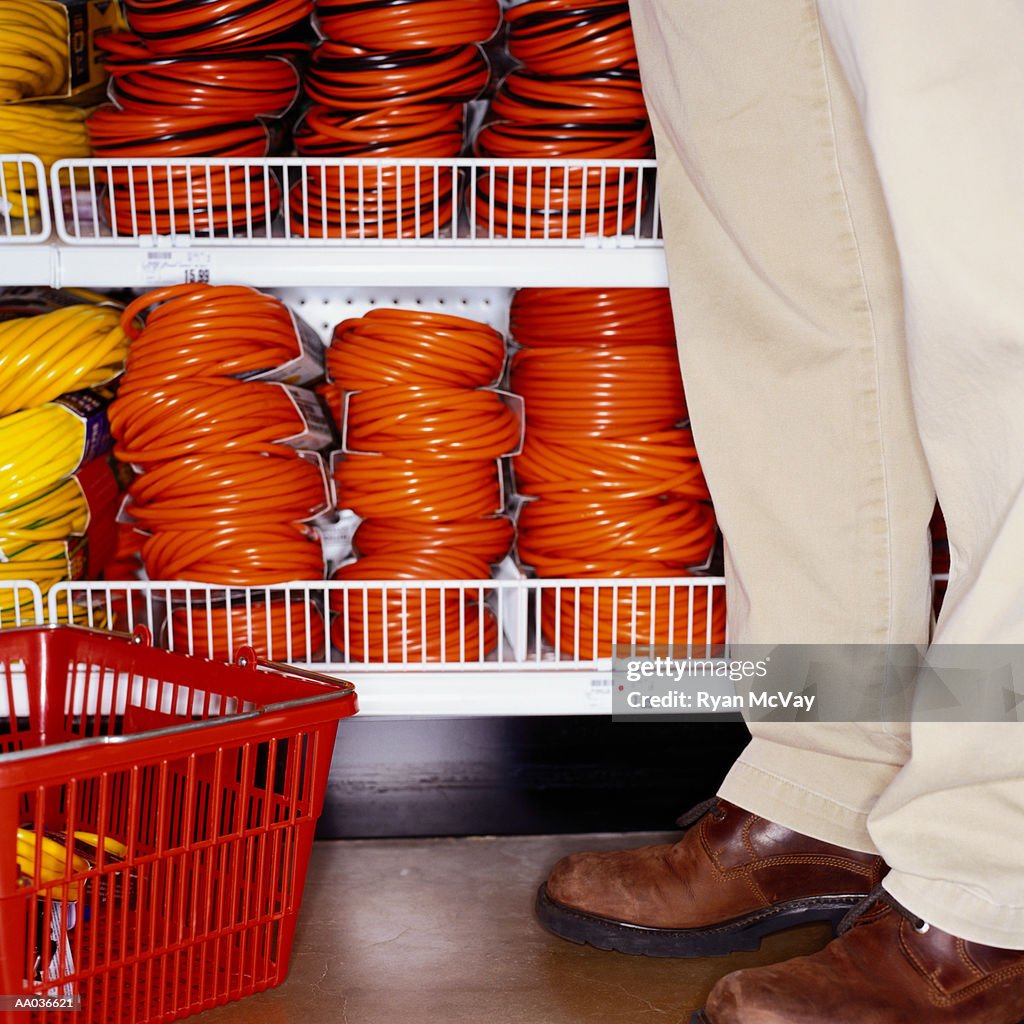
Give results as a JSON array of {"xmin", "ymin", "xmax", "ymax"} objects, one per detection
[
  {"xmin": 587, "ymin": 674, "xmax": 613, "ymax": 710},
  {"xmin": 143, "ymin": 249, "xmax": 212, "ymax": 285}
]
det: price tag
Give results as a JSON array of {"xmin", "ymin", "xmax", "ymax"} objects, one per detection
[
  {"xmin": 586, "ymin": 675, "xmax": 613, "ymax": 710},
  {"xmin": 142, "ymin": 249, "xmax": 212, "ymax": 285}
]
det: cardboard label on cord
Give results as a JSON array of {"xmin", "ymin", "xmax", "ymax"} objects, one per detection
[{"xmin": 244, "ymin": 310, "xmax": 326, "ymax": 387}]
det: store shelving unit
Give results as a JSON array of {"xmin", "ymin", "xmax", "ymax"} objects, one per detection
[{"xmin": 0, "ymin": 154, "xmax": 728, "ymax": 717}]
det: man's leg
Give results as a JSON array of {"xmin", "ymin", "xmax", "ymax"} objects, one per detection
[
  {"xmin": 628, "ymin": 0, "xmax": 934, "ymax": 845},
  {"xmin": 813, "ymin": 0, "xmax": 1024, "ymax": 949},
  {"xmin": 536, "ymin": 0, "xmax": 934, "ymax": 956},
  {"xmin": 698, "ymin": 1, "xmax": 1024, "ymax": 1019}
]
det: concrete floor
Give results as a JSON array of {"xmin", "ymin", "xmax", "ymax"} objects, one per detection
[{"xmin": 200, "ymin": 832, "xmax": 834, "ymax": 1024}]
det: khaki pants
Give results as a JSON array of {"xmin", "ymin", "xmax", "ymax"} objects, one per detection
[{"xmin": 627, "ymin": 0, "xmax": 1024, "ymax": 947}]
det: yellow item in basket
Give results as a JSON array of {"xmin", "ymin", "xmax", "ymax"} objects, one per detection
[
  {"xmin": 0, "ymin": 304, "xmax": 128, "ymax": 416},
  {"xmin": 0, "ymin": 1, "xmax": 70, "ymax": 102},
  {"xmin": 16, "ymin": 828, "xmax": 88, "ymax": 901},
  {"xmin": 73, "ymin": 831, "xmax": 129, "ymax": 859},
  {"xmin": 0, "ymin": 402, "xmax": 87, "ymax": 508}
]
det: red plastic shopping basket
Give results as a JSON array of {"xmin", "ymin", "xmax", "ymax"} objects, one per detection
[{"xmin": 0, "ymin": 624, "xmax": 357, "ymax": 1023}]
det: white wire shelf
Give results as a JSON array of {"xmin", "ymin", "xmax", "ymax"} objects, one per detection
[
  {"xmin": 49, "ymin": 157, "xmax": 663, "ymax": 247},
  {"xmin": 0, "ymin": 154, "xmax": 50, "ymax": 242},
  {"xmin": 0, "ymin": 154, "xmax": 669, "ymax": 286},
  {"xmin": 35, "ymin": 577, "xmax": 727, "ymax": 716}
]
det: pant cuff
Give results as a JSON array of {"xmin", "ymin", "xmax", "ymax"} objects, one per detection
[
  {"xmin": 717, "ymin": 736, "xmax": 904, "ymax": 854},
  {"xmin": 882, "ymin": 873, "xmax": 1024, "ymax": 950}
]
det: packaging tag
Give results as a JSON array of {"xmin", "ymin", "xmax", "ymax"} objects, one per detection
[
  {"xmin": 274, "ymin": 383, "xmax": 336, "ymax": 451},
  {"xmin": 54, "ymin": 388, "xmax": 113, "ymax": 470},
  {"xmin": 296, "ymin": 450, "xmax": 333, "ymax": 521},
  {"xmin": 245, "ymin": 309, "xmax": 326, "ymax": 386}
]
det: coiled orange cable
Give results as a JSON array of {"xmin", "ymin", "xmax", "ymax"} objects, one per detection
[
  {"xmin": 510, "ymin": 345, "xmax": 687, "ymax": 435},
  {"xmin": 118, "ymin": 284, "xmax": 301, "ymax": 386},
  {"xmin": 353, "ymin": 515, "xmax": 514, "ymax": 563},
  {"xmin": 288, "ymin": 164, "xmax": 456, "ymax": 239},
  {"xmin": 510, "ymin": 286, "xmax": 675, "ymax": 345},
  {"xmin": 474, "ymin": 119, "xmax": 653, "ymax": 160},
  {"xmin": 305, "ymin": 42, "xmax": 490, "ymax": 109},
  {"xmin": 122, "ymin": 0, "xmax": 314, "ymax": 55},
  {"xmin": 327, "ymin": 308, "xmax": 505, "ymax": 388},
  {"xmin": 168, "ymin": 596, "xmax": 327, "ymax": 660},
  {"xmin": 109, "ymin": 376, "xmax": 306, "ymax": 467},
  {"xmin": 104, "ymin": 54, "xmax": 301, "ymax": 119},
  {"xmin": 87, "ymin": 105, "xmax": 273, "ymax": 158},
  {"xmin": 344, "ymin": 385, "xmax": 521, "ymax": 459},
  {"xmin": 125, "ymin": 452, "xmax": 327, "ymax": 530},
  {"xmin": 112, "ymin": 284, "xmax": 329, "ymax": 586},
  {"xmin": 507, "ymin": 287, "xmax": 720, "ymax": 650},
  {"xmin": 314, "ymin": 0, "xmax": 501, "ymax": 48},
  {"xmin": 503, "ymin": 0, "xmax": 639, "ymax": 76},
  {"xmin": 472, "ymin": 121, "xmax": 652, "ymax": 236},
  {"xmin": 101, "ymin": 165, "xmax": 282, "ymax": 237},
  {"xmin": 540, "ymin": 572, "xmax": 726, "ymax": 657},
  {"xmin": 327, "ymin": 307, "xmax": 515, "ymax": 659},
  {"xmin": 334, "ymin": 455, "xmax": 502, "ymax": 520},
  {"xmin": 329, "ymin": 552, "xmax": 497, "ymax": 661},
  {"xmin": 96, "ymin": 28, "xmax": 314, "ymax": 62},
  {"xmin": 490, "ymin": 70, "xmax": 647, "ymax": 124},
  {"xmin": 517, "ymin": 495, "xmax": 716, "ymax": 571},
  {"xmin": 87, "ymin": 106, "xmax": 279, "ymax": 235},
  {"xmin": 471, "ymin": 164, "xmax": 642, "ymax": 238},
  {"xmin": 514, "ymin": 428, "xmax": 709, "ymax": 501},
  {"xmin": 141, "ymin": 522, "xmax": 324, "ymax": 584},
  {"xmin": 294, "ymin": 103, "xmax": 465, "ymax": 157}
]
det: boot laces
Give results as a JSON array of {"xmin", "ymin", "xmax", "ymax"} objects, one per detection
[
  {"xmin": 674, "ymin": 797, "xmax": 725, "ymax": 830},
  {"xmin": 838, "ymin": 886, "xmax": 930, "ymax": 935}
]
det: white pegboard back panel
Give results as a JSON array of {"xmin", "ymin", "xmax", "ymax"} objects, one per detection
[{"xmin": 272, "ymin": 285, "xmax": 515, "ymax": 340}]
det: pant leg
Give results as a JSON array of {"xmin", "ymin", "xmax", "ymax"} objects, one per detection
[
  {"xmin": 626, "ymin": 0, "xmax": 936, "ymax": 852},
  {"xmin": 817, "ymin": 0, "xmax": 1024, "ymax": 948}
]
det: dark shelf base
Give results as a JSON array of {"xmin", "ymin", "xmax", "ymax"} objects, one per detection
[{"xmin": 317, "ymin": 715, "xmax": 748, "ymax": 838}]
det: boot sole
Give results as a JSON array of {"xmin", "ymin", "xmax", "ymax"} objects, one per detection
[{"xmin": 536, "ymin": 884, "xmax": 864, "ymax": 958}]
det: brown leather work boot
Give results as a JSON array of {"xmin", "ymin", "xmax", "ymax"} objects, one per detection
[
  {"xmin": 535, "ymin": 797, "xmax": 886, "ymax": 957},
  {"xmin": 692, "ymin": 888, "xmax": 1024, "ymax": 1023}
]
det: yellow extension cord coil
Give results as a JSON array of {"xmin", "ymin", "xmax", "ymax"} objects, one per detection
[
  {"xmin": 0, "ymin": 103, "xmax": 91, "ymax": 217},
  {"xmin": 0, "ymin": 402, "xmax": 88, "ymax": 509},
  {"xmin": 0, "ymin": 303, "xmax": 129, "ymax": 416},
  {"xmin": 0, "ymin": 404, "xmax": 90, "ymax": 613},
  {"xmin": 0, "ymin": 477, "xmax": 88, "ymax": 545},
  {"xmin": 0, "ymin": 0, "xmax": 70, "ymax": 102}
]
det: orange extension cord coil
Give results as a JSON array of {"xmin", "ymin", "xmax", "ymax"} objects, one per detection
[{"xmin": 509, "ymin": 287, "xmax": 723, "ymax": 656}]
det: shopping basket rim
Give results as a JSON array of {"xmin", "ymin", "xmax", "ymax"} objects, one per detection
[{"xmin": 0, "ymin": 623, "xmax": 358, "ymax": 765}]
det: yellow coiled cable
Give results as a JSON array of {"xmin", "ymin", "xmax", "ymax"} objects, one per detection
[
  {"xmin": 0, "ymin": 0, "xmax": 70, "ymax": 102},
  {"xmin": 0, "ymin": 102, "xmax": 90, "ymax": 217},
  {"xmin": 0, "ymin": 476, "xmax": 88, "ymax": 545},
  {"xmin": 0, "ymin": 304, "xmax": 128, "ymax": 416},
  {"xmin": 0, "ymin": 402, "xmax": 87, "ymax": 509},
  {"xmin": 0, "ymin": 538, "xmax": 77, "ymax": 589}
]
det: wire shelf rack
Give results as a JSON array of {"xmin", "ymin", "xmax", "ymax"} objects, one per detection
[
  {"xmin": 0, "ymin": 154, "xmax": 51, "ymax": 242},
  {"xmin": 49, "ymin": 157, "xmax": 662, "ymax": 247}
]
